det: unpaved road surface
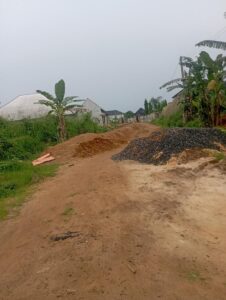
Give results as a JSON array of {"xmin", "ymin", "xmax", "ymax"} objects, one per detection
[{"xmin": 0, "ymin": 123, "xmax": 226, "ymax": 299}]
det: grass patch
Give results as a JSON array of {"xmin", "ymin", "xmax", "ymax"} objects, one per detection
[
  {"xmin": 152, "ymin": 111, "xmax": 203, "ymax": 128},
  {"xmin": 213, "ymin": 152, "xmax": 225, "ymax": 161},
  {"xmin": 62, "ymin": 207, "xmax": 75, "ymax": 216},
  {"xmin": 185, "ymin": 270, "xmax": 206, "ymax": 282},
  {"xmin": 0, "ymin": 161, "xmax": 58, "ymax": 220},
  {"xmin": 0, "ymin": 114, "xmax": 106, "ymax": 161}
]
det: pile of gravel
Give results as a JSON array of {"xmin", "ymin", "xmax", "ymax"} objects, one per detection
[{"xmin": 112, "ymin": 128, "xmax": 226, "ymax": 165}]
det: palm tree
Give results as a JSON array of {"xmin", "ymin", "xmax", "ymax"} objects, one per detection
[
  {"xmin": 37, "ymin": 79, "xmax": 81, "ymax": 142},
  {"xmin": 196, "ymin": 12, "xmax": 226, "ymax": 50}
]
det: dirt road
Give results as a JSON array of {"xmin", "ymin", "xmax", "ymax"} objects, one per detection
[{"xmin": 0, "ymin": 123, "xmax": 226, "ymax": 299}]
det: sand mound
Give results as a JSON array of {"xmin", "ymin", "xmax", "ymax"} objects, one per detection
[
  {"xmin": 46, "ymin": 123, "xmax": 156, "ymax": 163},
  {"xmin": 73, "ymin": 137, "xmax": 125, "ymax": 158},
  {"xmin": 112, "ymin": 128, "xmax": 226, "ymax": 165}
]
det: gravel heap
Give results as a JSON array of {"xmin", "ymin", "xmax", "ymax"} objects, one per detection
[{"xmin": 112, "ymin": 128, "xmax": 226, "ymax": 165}]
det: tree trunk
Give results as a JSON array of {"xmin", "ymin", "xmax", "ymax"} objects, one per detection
[{"xmin": 58, "ymin": 114, "xmax": 66, "ymax": 142}]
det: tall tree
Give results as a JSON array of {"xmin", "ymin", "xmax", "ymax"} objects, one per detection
[
  {"xmin": 144, "ymin": 99, "xmax": 149, "ymax": 115},
  {"xmin": 160, "ymin": 52, "xmax": 226, "ymax": 126},
  {"xmin": 37, "ymin": 79, "xmax": 81, "ymax": 142}
]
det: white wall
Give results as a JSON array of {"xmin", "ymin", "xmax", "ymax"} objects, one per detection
[{"xmin": 0, "ymin": 94, "xmax": 50, "ymax": 120}]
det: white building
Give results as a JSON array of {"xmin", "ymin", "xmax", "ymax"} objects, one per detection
[
  {"xmin": 0, "ymin": 94, "xmax": 106, "ymax": 125},
  {"xmin": 105, "ymin": 110, "xmax": 124, "ymax": 123}
]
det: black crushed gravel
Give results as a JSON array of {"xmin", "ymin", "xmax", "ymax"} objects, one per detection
[{"xmin": 112, "ymin": 128, "xmax": 226, "ymax": 165}]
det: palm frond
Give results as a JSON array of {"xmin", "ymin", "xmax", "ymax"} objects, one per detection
[
  {"xmin": 196, "ymin": 40, "xmax": 226, "ymax": 50},
  {"xmin": 47, "ymin": 110, "xmax": 54, "ymax": 115},
  {"xmin": 180, "ymin": 56, "xmax": 193, "ymax": 65},
  {"xmin": 160, "ymin": 78, "xmax": 182, "ymax": 89},
  {"xmin": 36, "ymin": 100, "xmax": 56, "ymax": 110},
  {"xmin": 55, "ymin": 79, "xmax": 65, "ymax": 101},
  {"xmin": 63, "ymin": 96, "xmax": 81, "ymax": 106},
  {"xmin": 36, "ymin": 90, "xmax": 55, "ymax": 101},
  {"xmin": 199, "ymin": 51, "xmax": 215, "ymax": 69},
  {"xmin": 64, "ymin": 96, "xmax": 79, "ymax": 102},
  {"xmin": 167, "ymin": 84, "xmax": 183, "ymax": 92},
  {"xmin": 64, "ymin": 104, "xmax": 83, "ymax": 112}
]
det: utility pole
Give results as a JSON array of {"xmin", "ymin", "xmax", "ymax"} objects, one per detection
[{"xmin": 179, "ymin": 56, "xmax": 185, "ymax": 80}]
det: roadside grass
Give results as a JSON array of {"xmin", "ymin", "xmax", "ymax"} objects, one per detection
[
  {"xmin": 0, "ymin": 161, "xmax": 58, "ymax": 220},
  {"xmin": 213, "ymin": 152, "xmax": 225, "ymax": 161},
  {"xmin": 0, "ymin": 114, "xmax": 107, "ymax": 161},
  {"xmin": 152, "ymin": 111, "xmax": 203, "ymax": 128}
]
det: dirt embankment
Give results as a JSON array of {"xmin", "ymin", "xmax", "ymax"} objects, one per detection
[
  {"xmin": 0, "ymin": 123, "xmax": 226, "ymax": 300},
  {"xmin": 47, "ymin": 123, "xmax": 153, "ymax": 163}
]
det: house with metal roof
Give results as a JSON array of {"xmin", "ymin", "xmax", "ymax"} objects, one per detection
[
  {"xmin": 104, "ymin": 110, "xmax": 124, "ymax": 123},
  {"xmin": 0, "ymin": 95, "xmax": 106, "ymax": 125}
]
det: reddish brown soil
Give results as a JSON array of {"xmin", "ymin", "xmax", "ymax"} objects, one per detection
[
  {"xmin": 47, "ymin": 123, "xmax": 152, "ymax": 163},
  {"xmin": 0, "ymin": 123, "xmax": 226, "ymax": 300},
  {"xmin": 73, "ymin": 137, "xmax": 125, "ymax": 158}
]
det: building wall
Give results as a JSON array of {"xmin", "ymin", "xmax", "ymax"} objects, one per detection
[
  {"xmin": 107, "ymin": 114, "xmax": 124, "ymax": 121},
  {"xmin": 82, "ymin": 99, "xmax": 105, "ymax": 125},
  {"xmin": 0, "ymin": 94, "xmax": 50, "ymax": 120}
]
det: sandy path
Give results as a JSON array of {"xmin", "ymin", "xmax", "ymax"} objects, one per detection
[{"xmin": 0, "ymin": 123, "xmax": 226, "ymax": 299}]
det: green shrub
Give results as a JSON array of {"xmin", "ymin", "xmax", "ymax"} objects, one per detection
[
  {"xmin": 66, "ymin": 113, "xmax": 107, "ymax": 137},
  {"xmin": 0, "ymin": 161, "xmax": 58, "ymax": 219},
  {"xmin": 153, "ymin": 111, "xmax": 184, "ymax": 127},
  {"xmin": 153, "ymin": 112, "xmax": 203, "ymax": 128},
  {"xmin": 0, "ymin": 114, "xmax": 106, "ymax": 161}
]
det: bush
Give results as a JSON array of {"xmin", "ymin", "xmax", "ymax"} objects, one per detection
[
  {"xmin": 0, "ymin": 161, "xmax": 58, "ymax": 219},
  {"xmin": 153, "ymin": 112, "xmax": 204, "ymax": 128},
  {"xmin": 0, "ymin": 114, "xmax": 106, "ymax": 161},
  {"xmin": 66, "ymin": 113, "xmax": 107, "ymax": 137},
  {"xmin": 153, "ymin": 111, "xmax": 184, "ymax": 127}
]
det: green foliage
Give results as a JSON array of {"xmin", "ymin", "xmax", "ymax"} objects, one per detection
[
  {"xmin": 66, "ymin": 113, "xmax": 107, "ymax": 136},
  {"xmin": 213, "ymin": 152, "xmax": 225, "ymax": 161},
  {"xmin": 144, "ymin": 99, "xmax": 149, "ymax": 115},
  {"xmin": 146, "ymin": 97, "xmax": 167, "ymax": 114},
  {"xmin": 161, "ymin": 51, "xmax": 226, "ymax": 127},
  {"xmin": 0, "ymin": 114, "xmax": 105, "ymax": 161},
  {"xmin": 196, "ymin": 40, "xmax": 226, "ymax": 51},
  {"xmin": 124, "ymin": 111, "xmax": 134, "ymax": 119},
  {"xmin": 62, "ymin": 207, "xmax": 75, "ymax": 216},
  {"xmin": 0, "ymin": 113, "xmax": 105, "ymax": 219},
  {"xmin": 0, "ymin": 116, "xmax": 57, "ymax": 160},
  {"xmin": 37, "ymin": 79, "xmax": 81, "ymax": 141},
  {"xmin": 153, "ymin": 110, "xmax": 204, "ymax": 128},
  {"xmin": 55, "ymin": 79, "xmax": 65, "ymax": 101},
  {"xmin": 153, "ymin": 111, "xmax": 184, "ymax": 128},
  {"xmin": 0, "ymin": 161, "xmax": 57, "ymax": 219},
  {"xmin": 185, "ymin": 118, "xmax": 204, "ymax": 128}
]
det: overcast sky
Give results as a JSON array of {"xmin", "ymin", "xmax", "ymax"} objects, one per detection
[{"xmin": 1, "ymin": 0, "xmax": 226, "ymax": 111}]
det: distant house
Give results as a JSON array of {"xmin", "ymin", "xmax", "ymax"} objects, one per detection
[
  {"xmin": 0, "ymin": 94, "xmax": 51, "ymax": 120},
  {"xmin": 0, "ymin": 94, "xmax": 106, "ymax": 125},
  {"xmin": 73, "ymin": 98, "xmax": 107, "ymax": 125},
  {"xmin": 105, "ymin": 110, "xmax": 124, "ymax": 123},
  {"xmin": 135, "ymin": 108, "xmax": 145, "ymax": 117},
  {"xmin": 135, "ymin": 108, "xmax": 145, "ymax": 121}
]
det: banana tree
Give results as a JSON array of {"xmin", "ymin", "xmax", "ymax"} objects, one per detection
[
  {"xmin": 160, "ymin": 52, "xmax": 226, "ymax": 126},
  {"xmin": 196, "ymin": 12, "xmax": 226, "ymax": 50},
  {"xmin": 37, "ymin": 79, "xmax": 81, "ymax": 142}
]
